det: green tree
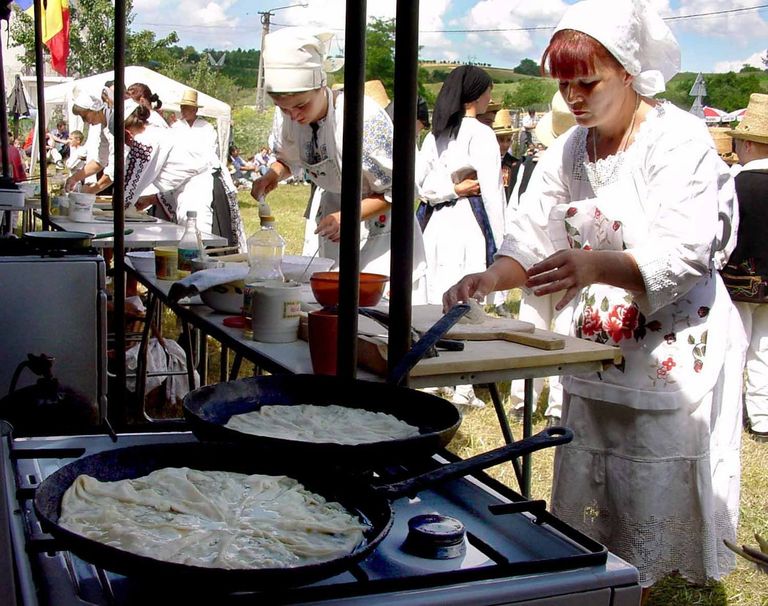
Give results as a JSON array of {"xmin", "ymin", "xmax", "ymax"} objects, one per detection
[
  {"xmin": 513, "ymin": 58, "xmax": 540, "ymax": 77},
  {"xmin": 10, "ymin": 0, "xmax": 178, "ymax": 77},
  {"xmin": 505, "ymin": 78, "xmax": 557, "ymax": 109},
  {"xmin": 159, "ymin": 58, "xmax": 240, "ymax": 107},
  {"xmin": 365, "ymin": 17, "xmax": 396, "ymax": 97}
]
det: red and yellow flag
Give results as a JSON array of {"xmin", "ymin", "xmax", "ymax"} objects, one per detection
[{"xmin": 17, "ymin": 0, "xmax": 70, "ymax": 76}]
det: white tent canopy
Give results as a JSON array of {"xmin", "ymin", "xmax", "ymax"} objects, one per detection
[{"xmin": 39, "ymin": 65, "xmax": 231, "ymax": 166}]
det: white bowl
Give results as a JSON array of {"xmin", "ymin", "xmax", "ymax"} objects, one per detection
[
  {"xmin": 126, "ymin": 251, "xmax": 155, "ymax": 275},
  {"xmin": 281, "ymin": 254, "xmax": 335, "ymax": 283},
  {"xmin": 200, "ymin": 280, "xmax": 245, "ymax": 314}
]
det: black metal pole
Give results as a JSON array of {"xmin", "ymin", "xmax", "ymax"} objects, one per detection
[
  {"xmin": 336, "ymin": 0, "xmax": 366, "ymax": 379},
  {"xmin": 387, "ymin": 0, "xmax": 420, "ymax": 383},
  {"xmin": 32, "ymin": 0, "xmax": 49, "ymax": 228},
  {"xmin": 113, "ymin": 0, "xmax": 127, "ymax": 421}
]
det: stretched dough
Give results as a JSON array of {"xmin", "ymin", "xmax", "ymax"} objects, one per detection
[
  {"xmin": 59, "ymin": 467, "xmax": 367, "ymax": 569},
  {"xmin": 224, "ymin": 404, "xmax": 420, "ymax": 444}
]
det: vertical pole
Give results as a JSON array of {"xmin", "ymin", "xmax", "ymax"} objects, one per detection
[
  {"xmin": 113, "ymin": 0, "xmax": 127, "ymax": 424},
  {"xmin": 32, "ymin": 0, "xmax": 49, "ymax": 228},
  {"xmin": 0, "ymin": 41, "xmax": 10, "ymax": 181},
  {"xmin": 256, "ymin": 12, "xmax": 271, "ymax": 112},
  {"xmin": 388, "ymin": 0, "xmax": 419, "ymax": 382},
  {"xmin": 336, "ymin": 0, "xmax": 366, "ymax": 379}
]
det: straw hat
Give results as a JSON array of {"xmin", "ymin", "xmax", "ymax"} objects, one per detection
[
  {"xmin": 178, "ymin": 89, "xmax": 202, "ymax": 108},
  {"xmin": 535, "ymin": 91, "xmax": 577, "ymax": 148},
  {"xmin": 728, "ymin": 93, "xmax": 768, "ymax": 145},
  {"xmin": 364, "ymin": 80, "xmax": 390, "ymax": 110},
  {"xmin": 491, "ymin": 109, "xmax": 518, "ymax": 136},
  {"xmin": 485, "ymin": 101, "xmax": 501, "ymax": 113}
]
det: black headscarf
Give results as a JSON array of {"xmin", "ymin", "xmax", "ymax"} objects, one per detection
[{"xmin": 431, "ymin": 65, "xmax": 492, "ymax": 139}]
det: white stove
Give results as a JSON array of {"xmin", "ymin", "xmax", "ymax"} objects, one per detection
[{"xmin": 1, "ymin": 429, "xmax": 641, "ymax": 605}]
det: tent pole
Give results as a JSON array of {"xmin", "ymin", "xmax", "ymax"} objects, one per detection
[{"xmin": 32, "ymin": 0, "xmax": 49, "ymax": 229}]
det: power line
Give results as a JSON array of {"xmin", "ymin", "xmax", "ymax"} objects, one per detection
[{"xmin": 135, "ymin": 3, "xmax": 768, "ymax": 35}]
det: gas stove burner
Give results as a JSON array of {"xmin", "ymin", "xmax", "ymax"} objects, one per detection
[{"xmin": 402, "ymin": 513, "xmax": 466, "ymax": 559}]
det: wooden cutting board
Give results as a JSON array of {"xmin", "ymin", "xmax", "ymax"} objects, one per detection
[{"xmin": 411, "ymin": 305, "xmax": 565, "ymax": 350}]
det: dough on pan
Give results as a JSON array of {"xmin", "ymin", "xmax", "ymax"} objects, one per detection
[
  {"xmin": 59, "ymin": 467, "xmax": 367, "ymax": 569},
  {"xmin": 224, "ymin": 404, "xmax": 420, "ymax": 444}
]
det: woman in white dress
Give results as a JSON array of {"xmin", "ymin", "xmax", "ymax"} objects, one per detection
[
  {"xmin": 416, "ymin": 65, "xmax": 505, "ymax": 305},
  {"xmin": 443, "ymin": 0, "xmax": 744, "ymax": 596},
  {"xmin": 122, "ymin": 101, "xmax": 246, "ymax": 251},
  {"xmin": 249, "ymin": 27, "xmax": 426, "ymax": 295}
]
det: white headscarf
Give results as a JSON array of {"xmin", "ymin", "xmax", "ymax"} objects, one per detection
[
  {"xmin": 263, "ymin": 27, "xmax": 343, "ymax": 93},
  {"xmin": 72, "ymin": 90, "xmax": 105, "ymax": 112},
  {"xmin": 553, "ymin": 0, "xmax": 680, "ymax": 96}
]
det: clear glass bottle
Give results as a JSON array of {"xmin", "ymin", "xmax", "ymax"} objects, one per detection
[
  {"xmin": 177, "ymin": 210, "xmax": 203, "ymax": 277},
  {"xmin": 242, "ymin": 216, "xmax": 286, "ymax": 322}
]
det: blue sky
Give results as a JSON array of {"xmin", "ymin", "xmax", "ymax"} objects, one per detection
[{"xmin": 132, "ymin": 0, "xmax": 768, "ymax": 74}]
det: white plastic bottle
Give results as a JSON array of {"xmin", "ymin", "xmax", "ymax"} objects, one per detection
[
  {"xmin": 242, "ymin": 216, "xmax": 286, "ymax": 321},
  {"xmin": 177, "ymin": 210, "xmax": 203, "ymax": 277}
]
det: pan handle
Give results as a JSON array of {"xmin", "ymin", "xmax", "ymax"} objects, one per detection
[
  {"xmin": 387, "ymin": 302, "xmax": 470, "ymax": 385},
  {"xmin": 374, "ymin": 427, "xmax": 573, "ymax": 500}
]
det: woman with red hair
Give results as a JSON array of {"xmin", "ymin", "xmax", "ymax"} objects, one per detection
[{"xmin": 444, "ymin": 0, "xmax": 744, "ymax": 595}]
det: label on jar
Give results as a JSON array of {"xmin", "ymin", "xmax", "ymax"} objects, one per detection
[
  {"xmin": 283, "ymin": 300, "xmax": 302, "ymax": 318},
  {"xmin": 177, "ymin": 247, "xmax": 197, "ymax": 274}
]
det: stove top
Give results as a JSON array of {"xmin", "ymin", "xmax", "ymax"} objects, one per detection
[
  {"xmin": 1, "ymin": 430, "xmax": 641, "ymax": 606},
  {"xmin": 0, "ymin": 236, "xmax": 98, "ymax": 257}
]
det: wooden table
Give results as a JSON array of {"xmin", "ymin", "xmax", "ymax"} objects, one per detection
[
  {"xmin": 47, "ymin": 215, "xmax": 227, "ymax": 248},
  {"xmin": 128, "ymin": 264, "xmax": 622, "ymax": 497}
]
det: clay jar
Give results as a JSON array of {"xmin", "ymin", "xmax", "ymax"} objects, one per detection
[{"xmin": 308, "ymin": 309, "xmax": 339, "ymax": 375}]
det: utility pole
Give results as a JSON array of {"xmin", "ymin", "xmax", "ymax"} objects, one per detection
[
  {"xmin": 254, "ymin": 3, "xmax": 309, "ymax": 112},
  {"xmin": 256, "ymin": 11, "xmax": 271, "ymax": 112}
]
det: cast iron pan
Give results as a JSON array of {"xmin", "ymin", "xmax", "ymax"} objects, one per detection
[
  {"xmin": 33, "ymin": 427, "xmax": 572, "ymax": 590},
  {"xmin": 183, "ymin": 303, "xmax": 471, "ymax": 466}
]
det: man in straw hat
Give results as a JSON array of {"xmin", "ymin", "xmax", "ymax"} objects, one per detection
[
  {"xmin": 490, "ymin": 108, "xmax": 521, "ymax": 202},
  {"xmin": 172, "ymin": 88, "xmax": 218, "ymax": 158},
  {"xmin": 251, "ymin": 26, "xmax": 427, "ymax": 298},
  {"xmin": 723, "ymin": 92, "xmax": 768, "ymax": 442}
]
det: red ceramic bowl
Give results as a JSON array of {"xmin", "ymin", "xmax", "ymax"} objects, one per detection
[{"xmin": 310, "ymin": 271, "xmax": 388, "ymax": 307}]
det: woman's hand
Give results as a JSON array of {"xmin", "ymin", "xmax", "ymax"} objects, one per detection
[
  {"xmin": 135, "ymin": 194, "xmax": 158, "ymax": 212},
  {"xmin": 454, "ymin": 178, "xmax": 481, "ymax": 197},
  {"xmin": 250, "ymin": 169, "xmax": 279, "ymax": 201},
  {"xmin": 526, "ymin": 249, "xmax": 599, "ymax": 310},
  {"xmin": 315, "ymin": 212, "xmax": 341, "ymax": 242},
  {"xmin": 64, "ymin": 175, "xmax": 80, "ymax": 192},
  {"xmin": 443, "ymin": 270, "xmax": 499, "ymax": 312}
]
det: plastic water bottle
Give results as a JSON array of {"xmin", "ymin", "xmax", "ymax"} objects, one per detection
[
  {"xmin": 177, "ymin": 210, "xmax": 203, "ymax": 277},
  {"xmin": 242, "ymin": 216, "xmax": 286, "ymax": 322}
]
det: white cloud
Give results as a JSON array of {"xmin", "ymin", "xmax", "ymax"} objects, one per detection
[
  {"xmin": 713, "ymin": 49, "xmax": 767, "ymax": 73},
  {"xmin": 670, "ymin": 0, "xmax": 768, "ymax": 40}
]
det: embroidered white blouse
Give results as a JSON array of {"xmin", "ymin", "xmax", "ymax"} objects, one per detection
[{"xmin": 501, "ymin": 101, "xmax": 741, "ymax": 409}]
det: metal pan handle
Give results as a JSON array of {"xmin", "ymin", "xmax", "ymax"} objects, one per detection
[
  {"xmin": 374, "ymin": 427, "xmax": 573, "ymax": 500},
  {"xmin": 387, "ymin": 302, "xmax": 470, "ymax": 385}
]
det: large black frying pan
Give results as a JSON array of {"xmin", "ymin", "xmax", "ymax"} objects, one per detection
[
  {"xmin": 183, "ymin": 303, "xmax": 471, "ymax": 467},
  {"xmin": 23, "ymin": 229, "xmax": 134, "ymax": 249},
  {"xmin": 34, "ymin": 428, "xmax": 572, "ymax": 590}
]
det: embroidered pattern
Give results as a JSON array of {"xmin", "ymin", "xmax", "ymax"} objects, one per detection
[
  {"xmin": 124, "ymin": 140, "xmax": 153, "ymax": 207},
  {"xmin": 362, "ymin": 111, "xmax": 393, "ymax": 188}
]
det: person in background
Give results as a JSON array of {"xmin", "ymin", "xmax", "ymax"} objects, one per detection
[
  {"xmin": 126, "ymin": 82, "xmax": 168, "ymax": 129},
  {"xmin": 251, "ymin": 27, "xmax": 427, "ymax": 297},
  {"xmin": 0, "ymin": 130, "xmax": 28, "ymax": 232},
  {"xmin": 490, "ymin": 109, "xmax": 521, "ymax": 203},
  {"xmin": 722, "ymin": 92, "xmax": 768, "ymax": 443},
  {"xmin": 417, "ymin": 65, "xmax": 504, "ymax": 407},
  {"xmin": 46, "ymin": 120, "xmax": 69, "ymax": 168},
  {"xmin": 65, "ymin": 91, "xmax": 115, "ymax": 194},
  {"xmin": 172, "ymin": 89, "xmax": 218, "ymax": 158},
  {"xmin": 254, "ymin": 146, "xmax": 271, "ymax": 176},
  {"xmin": 229, "ymin": 145, "xmax": 257, "ymax": 186},
  {"xmin": 65, "ymin": 130, "xmax": 87, "ymax": 176},
  {"xmin": 443, "ymin": 0, "xmax": 744, "ymax": 595},
  {"xmin": 521, "ymin": 108, "xmax": 537, "ymax": 148},
  {"xmin": 120, "ymin": 99, "xmax": 246, "ymax": 251}
]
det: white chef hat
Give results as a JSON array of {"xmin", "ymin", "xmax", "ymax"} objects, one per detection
[
  {"xmin": 72, "ymin": 90, "xmax": 105, "ymax": 112},
  {"xmin": 124, "ymin": 98, "xmax": 140, "ymax": 120},
  {"xmin": 263, "ymin": 27, "xmax": 343, "ymax": 94},
  {"xmin": 553, "ymin": 0, "xmax": 680, "ymax": 96}
]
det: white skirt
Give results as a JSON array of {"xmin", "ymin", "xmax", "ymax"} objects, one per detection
[{"xmin": 550, "ymin": 357, "xmax": 743, "ymax": 586}]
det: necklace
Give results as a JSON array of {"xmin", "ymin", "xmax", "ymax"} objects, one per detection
[{"xmin": 591, "ymin": 94, "xmax": 641, "ymax": 162}]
